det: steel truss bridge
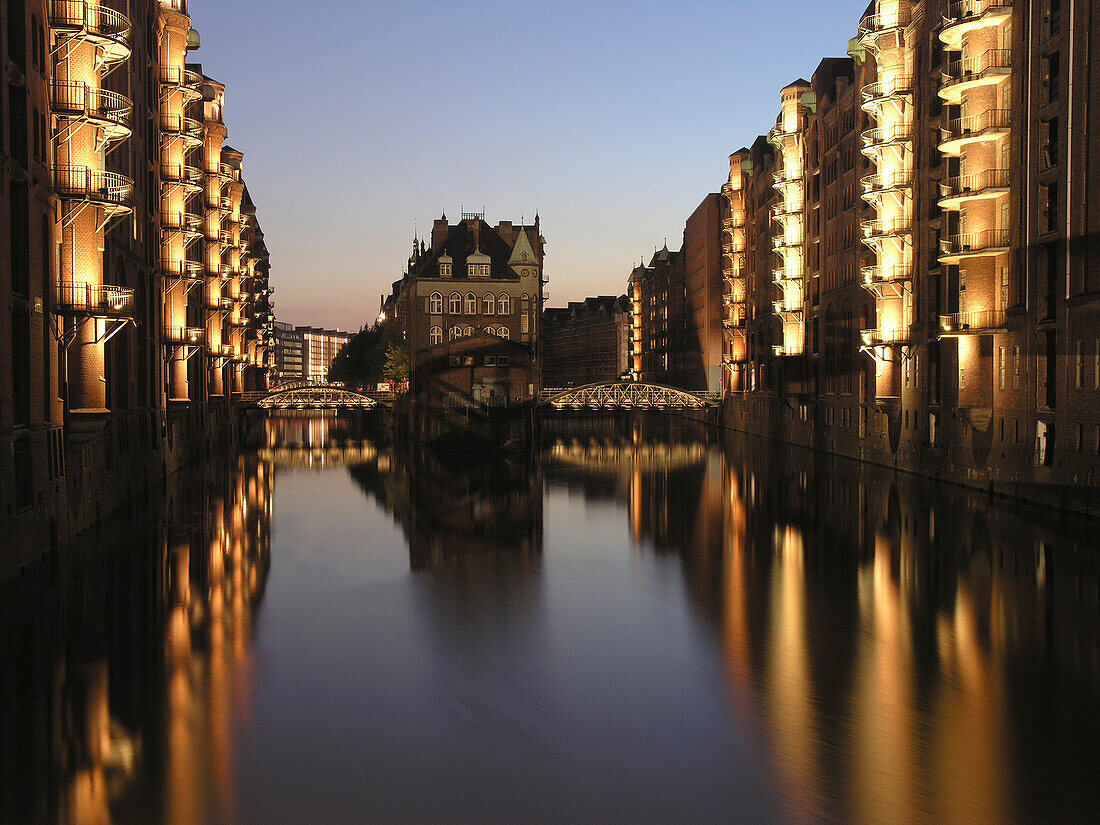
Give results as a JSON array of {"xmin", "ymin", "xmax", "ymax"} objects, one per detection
[
  {"xmin": 243, "ymin": 381, "xmax": 718, "ymax": 413},
  {"xmin": 541, "ymin": 382, "xmax": 720, "ymax": 411},
  {"xmin": 250, "ymin": 384, "xmax": 386, "ymax": 410}
]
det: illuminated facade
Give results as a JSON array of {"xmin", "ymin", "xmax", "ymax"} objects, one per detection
[
  {"xmin": 1, "ymin": 0, "xmax": 275, "ymax": 573},
  {"xmin": 712, "ymin": 0, "xmax": 1100, "ymax": 496}
]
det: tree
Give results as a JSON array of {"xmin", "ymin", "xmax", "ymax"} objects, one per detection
[
  {"xmin": 328, "ymin": 320, "xmax": 404, "ymax": 389},
  {"xmin": 382, "ymin": 343, "xmax": 409, "ymax": 383}
]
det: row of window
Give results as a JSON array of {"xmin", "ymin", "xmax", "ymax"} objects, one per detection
[
  {"xmin": 429, "ymin": 326, "xmax": 512, "ymax": 345},
  {"xmin": 429, "ymin": 292, "xmax": 521, "ymax": 315},
  {"xmin": 447, "ymin": 355, "xmax": 511, "ymax": 367}
]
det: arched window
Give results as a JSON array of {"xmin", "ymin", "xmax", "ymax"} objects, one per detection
[
  {"xmin": 483, "ymin": 293, "xmax": 495, "ymax": 314},
  {"xmin": 497, "ymin": 294, "xmax": 510, "ymax": 315},
  {"xmin": 465, "ymin": 293, "xmax": 477, "ymax": 314},
  {"xmin": 449, "ymin": 292, "xmax": 461, "ymax": 314},
  {"xmin": 450, "ymin": 326, "xmax": 461, "ymax": 340},
  {"xmin": 464, "ymin": 326, "xmax": 474, "ymax": 337},
  {"xmin": 429, "ymin": 292, "xmax": 443, "ymax": 314},
  {"xmin": 499, "ymin": 326, "xmax": 510, "ymax": 340},
  {"xmin": 429, "ymin": 326, "xmax": 442, "ymax": 346}
]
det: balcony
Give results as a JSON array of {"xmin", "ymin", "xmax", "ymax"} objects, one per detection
[
  {"xmin": 939, "ymin": 49, "xmax": 1012, "ymax": 101},
  {"xmin": 860, "ymin": 327, "xmax": 910, "ymax": 347},
  {"xmin": 159, "ymin": 113, "xmax": 204, "ymax": 147},
  {"xmin": 767, "ymin": 125, "xmax": 799, "ymax": 148},
  {"xmin": 939, "ymin": 228, "xmax": 1011, "ymax": 261},
  {"xmin": 164, "ymin": 326, "xmax": 204, "ymax": 345},
  {"xmin": 161, "ymin": 259, "xmax": 204, "ymax": 283},
  {"xmin": 860, "ymin": 75, "xmax": 913, "ymax": 111},
  {"xmin": 857, "ymin": 7, "xmax": 912, "ymax": 46},
  {"xmin": 939, "ymin": 309, "xmax": 1007, "ymax": 335},
  {"xmin": 219, "ymin": 230, "xmax": 235, "ymax": 246},
  {"xmin": 160, "ymin": 210, "xmax": 203, "ymax": 238},
  {"xmin": 861, "ymin": 170, "xmax": 911, "ymax": 198},
  {"xmin": 773, "ymin": 202, "xmax": 803, "ymax": 220},
  {"xmin": 861, "ymin": 123, "xmax": 912, "ymax": 155},
  {"xmin": 774, "ymin": 299, "xmax": 803, "ymax": 317},
  {"xmin": 861, "ymin": 217, "xmax": 911, "ymax": 241},
  {"xmin": 862, "ymin": 264, "xmax": 912, "ymax": 286},
  {"xmin": 938, "ymin": 168, "xmax": 1011, "ymax": 209},
  {"xmin": 722, "ymin": 239, "xmax": 745, "ymax": 256},
  {"xmin": 941, "ymin": 0, "xmax": 1014, "ymax": 51},
  {"xmin": 56, "ymin": 282, "xmax": 134, "ymax": 317},
  {"xmin": 50, "ymin": 82, "xmax": 132, "ymax": 143},
  {"xmin": 49, "ymin": 1, "xmax": 131, "ymax": 69},
  {"xmin": 939, "ymin": 108, "xmax": 1012, "ymax": 155},
  {"xmin": 159, "ymin": 65, "xmax": 204, "ymax": 99},
  {"xmin": 53, "ymin": 166, "xmax": 133, "ymax": 216},
  {"xmin": 219, "ymin": 195, "xmax": 233, "ymax": 213},
  {"xmin": 773, "ymin": 234, "xmax": 804, "ymax": 251},
  {"xmin": 160, "ymin": 162, "xmax": 203, "ymax": 191},
  {"xmin": 773, "ymin": 267, "xmax": 802, "ymax": 285},
  {"xmin": 722, "ymin": 215, "xmax": 746, "ymax": 231},
  {"xmin": 772, "ymin": 343, "xmax": 802, "ymax": 357}
]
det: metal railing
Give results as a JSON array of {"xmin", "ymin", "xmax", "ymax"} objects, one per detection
[
  {"xmin": 164, "ymin": 326, "xmax": 205, "ymax": 344},
  {"xmin": 861, "ymin": 327, "xmax": 909, "ymax": 347},
  {"xmin": 939, "ymin": 168, "xmax": 1011, "ymax": 200},
  {"xmin": 862, "ymin": 264, "xmax": 912, "ymax": 285},
  {"xmin": 939, "ymin": 309, "xmax": 1007, "ymax": 333},
  {"xmin": 943, "ymin": 0, "xmax": 1014, "ymax": 27},
  {"xmin": 53, "ymin": 166, "xmax": 133, "ymax": 206},
  {"xmin": 862, "ymin": 217, "xmax": 911, "ymax": 238},
  {"xmin": 941, "ymin": 108, "xmax": 1012, "ymax": 143},
  {"xmin": 160, "ymin": 162, "xmax": 204, "ymax": 187},
  {"xmin": 858, "ymin": 8, "xmax": 912, "ymax": 39},
  {"xmin": 56, "ymin": 282, "xmax": 134, "ymax": 316},
  {"xmin": 773, "ymin": 234, "xmax": 804, "ymax": 250},
  {"xmin": 160, "ymin": 210, "xmax": 203, "ymax": 232},
  {"xmin": 161, "ymin": 259, "xmax": 204, "ymax": 280},
  {"xmin": 940, "ymin": 228, "xmax": 1011, "ymax": 256},
  {"xmin": 861, "ymin": 124, "xmax": 912, "ymax": 150},
  {"xmin": 861, "ymin": 75, "xmax": 913, "ymax": 108},
  {"xmin": 861, "ymin": 170, "xmax": 912, "ymax": 194},
  {"xmin": 50, "ymin": 81, "xmax": 132, "ymax": 133},
  {"xmin": 49, "ymin": 1, "xmax": 130, "ymax": 49}
]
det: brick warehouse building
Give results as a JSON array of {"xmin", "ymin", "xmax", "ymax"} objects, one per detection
[
  {"xmin": 709, "ymin": 0, "xmax": 1100, "ymax": 495},
  {"xmin": 384, "ymin": 212, "xmax": 546, "ymax": 405},
  {"xmin": 0, "ymin": 0, "xmax": 275, "ymax": 574},
  {"xmin": 542, "ymin": 295, "xmax": 630, "ymax": 388}
]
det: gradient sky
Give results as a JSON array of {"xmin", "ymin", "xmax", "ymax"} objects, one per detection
[{"xmin": 189, "ymin": 0, "xmax": 870, "ymax": 331}]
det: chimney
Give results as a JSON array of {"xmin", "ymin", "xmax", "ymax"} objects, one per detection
[{"xmin": 432, "ymin": 212, "xmax": 449, "ymax": 250}]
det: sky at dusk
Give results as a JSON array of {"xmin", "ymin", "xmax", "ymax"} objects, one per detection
[{"xmin": 189, "ymin": 0, "xmax": 871, "ymax": 331}]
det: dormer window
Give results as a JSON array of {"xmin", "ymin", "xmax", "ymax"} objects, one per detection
[
  {"xmin": 438, "ymin": 254, "xmax": 453, "ymax": 278},
  {"xmin": 467, "ymin": 250, "xmax": 491, "ymax": 278}
]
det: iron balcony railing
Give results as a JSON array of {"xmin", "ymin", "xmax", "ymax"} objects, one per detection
[
  {"xmin": 219, "ymin": 230, "xmax": 235, "ymax": 246},
  {"xmin": 159, "ymin": 65, "xmax": 203, "ymax": 90},
  {"xmin": 858, "ymin": 8, "xmax": 912, "ymax": 40},
  {"xmin": 50, "ymin": 81, "xmax": 132, "ymax": 136},
  {"xmin": 940, "ymin": 228, "xmax": 1011, "ymax": 256},
  {"xmin": 161, "ymin": 259, "xmax": 204, "ymax": 280},
  {"xmin": 861, "ymin": 170, "xmax": 912, "ymax": 195},
  {"xmin": 939, "ymin": 168, "xmax": 1011, "ymax": 200},
  {"xmin": 53, "ymin": 166, "xmax": 133, "ymax": 207},
  {"xmin": 861, "ymin": 124, "xmax": 912, "ymax": 152},
  {"xmin": 49, "ymin": 1, "xmax": 130, "ymax": 59},
  {"xmin": 160, "ymin": 162, "xmax": 204, "ymax": 188},
  {"xmin": 773, "ymin": 267, "xmax": 802, "ymax": 284},
  {"xmin": 941, "ymin": 49, "xmax": 1012, "ymax": 95},
  {"xmin": 862, "ymin": 264, "xmax": 912, "ymax": 285},
  {"xmin": 56, "ymin": 282, "xmax": 134, "ymax": 316},
  {"xmin": 774, "ymin": 299, "xmax": 803, "ymax": 315},
  {"xmin": 160, "ymin": 210, "xmax": 203, "ymax": 233},
  {"xmin": 773, "ymin": 234, "xmax": 804, "ymax": 251},
  {"xmin": 164, "ymin": 326, "xmax": 204, "ymax": 344},
  {"xmin": 861, "ymin": 328, "xmax": 910, "ymax": 347},
  {"xmin": 940, "ymin": 108, "xmax": 1012, "ymax": 144},
  {"xmin": 862, "ymin": 217, "xmax": 911, "ymax": 238},
  {"xmin": 861, "ymin": 75, "xmax": 913, "ymax": 109},
  {"xmin": 940, "ymin": 309, "xmax": 1007, "ymax": 333},
  {"xmin": 943, "ymin": 0, "xmax": 1014, "ymax": 27}
]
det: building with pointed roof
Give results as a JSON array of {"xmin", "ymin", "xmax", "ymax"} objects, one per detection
[{"xmin": 384, "ymin": 213, "xmax": 546, "ymax": 405}]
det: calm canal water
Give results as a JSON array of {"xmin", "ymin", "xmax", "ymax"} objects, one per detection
[{"xmin": 2, "ymin": 413, "xmax": 1098, "ymax": 825}]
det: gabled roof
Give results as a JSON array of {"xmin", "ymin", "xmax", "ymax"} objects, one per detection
[{"xmin": 415, "ymin": 219, "xmax": 523, "ymax": 280}]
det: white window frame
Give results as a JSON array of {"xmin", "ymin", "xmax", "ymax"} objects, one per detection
[
  {"xmin": 428, "ymin": 292, "xmax": 443, "ymax": 314},
  {"xmin": 429, "ymin": 326, "xmax": 442, "ymax": 346},
  {"xmin": 449, "ymin": 292, "xmax": 461, "ymax": 314},
  {"xmin": 465, "ymin": 293, "xmax": 477, "ymax": 314}
]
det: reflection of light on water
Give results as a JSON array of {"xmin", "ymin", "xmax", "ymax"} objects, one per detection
[
  {"xmin": 766, "ymin": 525, "xmax": 819, "ymax": 823},
  {"xmin": 547, "ymin": 438, "xmax": 706, "ymax": 472}
]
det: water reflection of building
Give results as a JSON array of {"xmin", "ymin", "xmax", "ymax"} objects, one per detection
[
  {"xmin": 350, "ymin": 444, "xmax": 542, "ymax": 572},
  {"xmin": 712, "ymin": 434, "xmax": 1100, "ymax": 825},
  {"xmin": 0, "ymin": 452, "xmax": 272, "ymax": 825},
  {"xmin": 258, "ymin": 412, "xmax": 386, "ymax": 469}
]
